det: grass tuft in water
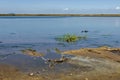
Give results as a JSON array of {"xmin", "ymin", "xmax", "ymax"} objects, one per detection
[{"xmin": 55, "ymin": 34, "xmax": 87, "ymax": 43}]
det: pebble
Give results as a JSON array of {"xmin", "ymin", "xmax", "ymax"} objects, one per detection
[
  {"xmin": 85, "ymin": 78, "xmax": 88, "ymax": 80},
  {"xmin": 29, "ymin": 73, "xmax": 34, "ymax": 76},
  {"xmin": 69, "ymin": 73, "xmax": 73, "ymax": 76},
  {"xmin": 81, "ymin": 30, "xmax": 88, "ymax": 33},
  {"xmin": 36, "ymin": 71, "xmax": 41, "ymax": 74}
]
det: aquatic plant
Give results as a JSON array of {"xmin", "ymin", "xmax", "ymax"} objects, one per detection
[
  {"xmin": 21, "ymin": 48, "xmax": 44, "ymax": 57},
  {"xmin": 55, "ymin": 34, "xmax": 86, "ymax": 43},
  {"xmin": 54, "ymin": 48, "xmax": 62, "ymax": 54}
]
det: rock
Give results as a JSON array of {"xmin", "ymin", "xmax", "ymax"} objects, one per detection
[
  {"xmin": 36, "ymin": 71, "xmax": 41, "ymax": 74},
  {"xmin": 28, "ymin": 73, "xmax": 34, "ymax": 76},
  {"xmin": 81, "ymin": 30, "xmax": 88, "ymax": 33},
  {"xmin": 69, "ymin": 73, "xmax": 73, "ymax": 76},
  {"xmin": 85, "ymin": 78, "xmax": 88, "ymax": 80}
]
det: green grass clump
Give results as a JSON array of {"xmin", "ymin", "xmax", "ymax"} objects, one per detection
[{"xmin": 55, "ymin": 34, "xmax": 86, "ymax": 43}]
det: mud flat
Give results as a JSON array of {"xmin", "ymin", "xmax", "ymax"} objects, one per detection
[
  {"xmin": 0, "ymin": 64, "xmax": 119, "ymax": 80},
  {"xmin": 63, "ymin": 46, "xmax": 120, "ymax": 80},
  {"xmin": 0, "ymin": 46, "xmax": 120, "ymax": 80},
  {"xmin": 63, "ymin": 46, "xmax": 120, "ymax": 62}
]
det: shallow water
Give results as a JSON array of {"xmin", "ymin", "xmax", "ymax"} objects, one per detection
[{"xmin": 0, "ymin": 16, "xmax": 120, "ymax": 73}]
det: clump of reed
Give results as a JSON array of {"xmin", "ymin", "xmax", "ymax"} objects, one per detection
[{"xmin": 55, "ymin": 34, "xmax": 87, "ymax": 43}]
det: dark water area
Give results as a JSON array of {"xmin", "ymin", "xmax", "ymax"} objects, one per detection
[{"xmin": 0, "ymin": 16, "xmax": 120, "ymax": 73}]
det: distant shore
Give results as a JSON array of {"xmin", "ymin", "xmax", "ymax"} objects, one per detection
[{"xmin": 0, "ymin": 14, "xmax": 120, "ymax": 17}]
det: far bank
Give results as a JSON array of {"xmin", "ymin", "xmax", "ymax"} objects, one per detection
[{"xmin": 0, "ymin": 14, "xmax": 120, "ymax": 17}]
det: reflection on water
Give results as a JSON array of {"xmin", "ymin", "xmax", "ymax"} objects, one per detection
[{"xmin": 0, "ymin": 16, "xmax": 120, "ymax": 73}]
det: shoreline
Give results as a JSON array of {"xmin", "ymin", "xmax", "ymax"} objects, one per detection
[
  {"xmin": 0, "ymin": 14, "xmax": 120, "ymax": 17},
  {"xmin": 1, "ymin": 46, "xmax": 120, "ymax": 80}
]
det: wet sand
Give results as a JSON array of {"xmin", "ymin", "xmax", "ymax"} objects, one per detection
[
  {"xmin": 0, "ymin": 46, "xmax": 120, "ymax": 80},
  {"xmin": 0, "ymin": 64, "xmax": 120, "ymax": 80},
  {"xmin": 63, "ymin": 46, "xmax": 120, "ymax": 62}
]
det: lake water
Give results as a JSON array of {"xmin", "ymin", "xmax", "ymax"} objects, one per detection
[{"xmin": 0, "ymin": 16, "xmax": 120, "ymax": 73}]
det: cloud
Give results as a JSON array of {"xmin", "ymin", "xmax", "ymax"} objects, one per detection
[
  {"xmin": 115, "ymin": 6, "xmax": 120, "ymax": 10},
  {"xmin": 63, "ymin": 8, "xmax": 69, "ymax": 11}
]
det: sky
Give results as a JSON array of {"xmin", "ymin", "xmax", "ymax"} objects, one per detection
[{"xmin": 0, "ymin": 0, "xmax": 120, "ymax": 14}]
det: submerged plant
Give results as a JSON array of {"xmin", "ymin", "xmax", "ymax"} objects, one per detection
[
  {"xmin": 54, "ymin": 48, "xmax": 62, "ymax": 54},
  {"xmin": 55, "ymin": 34, "xmax": 86, "ymax": 43},
  {"xmin": 21, "ymin": 48, "xmax": 44, "ymax": 57}
]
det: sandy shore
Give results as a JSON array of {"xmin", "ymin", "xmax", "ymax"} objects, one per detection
[
  {"xmin": 63, "ymin": 46, "xmax": 120, "ymax": 62},
  {"xmin": 0, "ymin": 64, "xmax": 120, "ymax": 80}
]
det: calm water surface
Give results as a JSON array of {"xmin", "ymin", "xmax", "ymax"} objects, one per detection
[{"xmin": 0, "ymin": 16, "xmax": 120, "ymax": 73}]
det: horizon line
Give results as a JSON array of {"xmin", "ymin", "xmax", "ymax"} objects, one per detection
[{"xmin": 0, "ymin": 13, "xmax": 120, "ymax": 17}]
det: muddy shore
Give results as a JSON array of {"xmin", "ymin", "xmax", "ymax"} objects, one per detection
[
  {"xmin": 0, "ymin": 64, "xmax": 120, "ymax": 80},
  {"xmin": 0, "ymin": 46, "xmax": 120, "ymax": 80}
]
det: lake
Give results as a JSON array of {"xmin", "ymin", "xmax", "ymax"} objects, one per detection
[{"xmin": 0, "ymin": 16, "xmax": 120, "ymax": 73}]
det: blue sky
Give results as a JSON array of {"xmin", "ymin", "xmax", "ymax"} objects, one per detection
[{"xmin": 0, "ymin": 0, "xmax": 120, "ymax": 13}]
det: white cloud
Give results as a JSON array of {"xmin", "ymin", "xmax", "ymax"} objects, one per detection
[
  {"xmin": 115, "ymin": 6, "xmax": 120, "ymax": 10},
  {"xmin": 63, "ymin": 8, "xmax": 69, "ymax": 11}
]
